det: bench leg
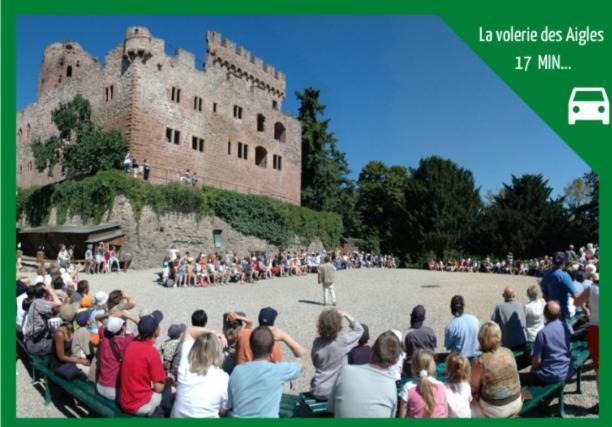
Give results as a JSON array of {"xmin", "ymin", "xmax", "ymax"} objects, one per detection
[
  {"xmin": 31, "ymin": 365, "xmax": 38, "ymax": 385},
  {"xmin": 44, "ymin": 377, "xmax": 51, "ymax": 406},
  {"xmin": 576, "ymin": 367, "xmax": 582, "ymax": 394},
  {"xmin": 558, "ymin": 390, "xmax": 566, "ymax": 418}
]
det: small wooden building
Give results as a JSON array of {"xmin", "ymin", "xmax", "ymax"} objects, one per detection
[{"xmin": 18, "ymin": 223, "xmax": 125, "ymax": 260}]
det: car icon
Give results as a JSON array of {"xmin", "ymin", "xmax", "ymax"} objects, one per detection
[{"xmin": 568, "ymin": 87, "xmax": 609, "ymax": 125}]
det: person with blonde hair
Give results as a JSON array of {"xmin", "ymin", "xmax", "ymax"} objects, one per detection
[
  {"xmin": 524, "ymin": 284, "xmax": 545, "ymax": 342},
  {"xmin": 398, "ymin": 349, "xmax": 448, "ymax": 418},
  {"xmin": 171, "ymin": 332, "xmax": 229, "ymax": 418},
  {"xmin": 470, "ymin": 321, "xmax": 521, "ymax": 418},
  {"xmin": 444, "ymin": 353, "xmax": 472, "ymax": 418}
]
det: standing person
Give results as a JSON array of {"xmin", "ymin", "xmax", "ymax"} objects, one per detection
[
  {"xmin": 491, "ymin": 288, "xmax": 527, "ymax": 352},
  {"xmin": 524, "ymin": 284, "xmax": 546, "ymax": 342},
  {"xmin": 329, "ymin": 331, "xmax": 401, "ymax": 418},
  {"xmin": 123, "ymin": 152, "xmax": 132, "ymax": 173},
  {"xmin": 574, "ymin": 272, "xmax": 599, "ymax": 411},
  {"xmin": 398, "ymin": 349, "xmax": 448, "ymax": 418},
  {"xmin": 119, "ymin": 310, "xmax": 174, "ymax": 416},
  {"xmin": 404, "ymin": 305, "xmax": 437, "ymax": 374},
  {"xmin": 84, "ymin": 244, "xmax": 95, "ymax": 274},
  {"xmin": 143, "ymin": 159, "xmax": 151, "ymax": 181},
  {"xmin": 539, "ymin": 252, "xmax": 580, "ymax": 329},
  {"xmin": 132, "ymin": 158, "xmax": 139, "ymax": 178},
  {"xmin": 318, "ymin": 256, "xmax": 336, "ymax": 306},
  {"xmin": 310, "ymin": 309, "xmax": 364, "ymax": 400},
  {"xmin": 444, "ymin": 295, "xmax": 480, "ymax": 359},
  {"xmin": 228, "ymin": 326, "xmax": 306, "ymax": 418}
]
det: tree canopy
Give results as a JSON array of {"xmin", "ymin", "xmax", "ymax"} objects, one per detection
[{"xmin": 31, "ymin": 95, "xmax": 129, "ymax": 180}]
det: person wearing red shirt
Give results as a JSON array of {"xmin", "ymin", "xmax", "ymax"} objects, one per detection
[{"xmin": 119, "ymin": 310, "xmax": 172, "ymax": 416}]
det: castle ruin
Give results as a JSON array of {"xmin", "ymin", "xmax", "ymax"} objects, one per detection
[{"xmin": 17, "ymin": 26, "xmax": 302, "ymax": 205}]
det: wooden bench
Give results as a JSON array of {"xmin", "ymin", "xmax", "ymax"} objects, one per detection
[
  {"xmin": 295, "ymin": 392, "xmax": 331, "ymax": 417},
  {"xmin": 279, "ymin": 394, "xmax": 300, "ymax": 418}
]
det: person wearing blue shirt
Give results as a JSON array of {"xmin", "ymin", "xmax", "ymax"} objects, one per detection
[
  {"xmin": 228, "ymin": 325, "xmax": 305, "ymax": 418},
  {"xmin": 444, "ymin": 295, "xmax": 480, "ymax": 359},
  {"xmin": 521, "ymin": 301, "xmax": 574, "ymax": 385},
  {"xmin": 540, "ymin": 252, "xmax": 580, "ymax": 328}
]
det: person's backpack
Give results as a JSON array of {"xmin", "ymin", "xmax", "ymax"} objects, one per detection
[{"xmin": 163, "ymin": 277, "xmax": 175, "ymax": 288}]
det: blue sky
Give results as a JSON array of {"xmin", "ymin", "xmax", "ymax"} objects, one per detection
[{"xmin": 17, "ymin": 15, "xmax": 589, "ymax": 197}]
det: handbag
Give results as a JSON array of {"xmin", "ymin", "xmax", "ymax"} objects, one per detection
[{"xmin": 55, "ymin": 363, "xmax": 82, "ymax": 380}]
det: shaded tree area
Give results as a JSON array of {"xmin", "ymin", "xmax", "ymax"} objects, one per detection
[
  {"xmin": 296, "ymin": 88, "xmax": 599, "ymax": 263},
  {"xmin": 31, "ymin": 95, "xmax": 129, "ymax": 181}
]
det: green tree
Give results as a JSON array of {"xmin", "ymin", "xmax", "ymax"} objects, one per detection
[
  {"xmin": 404, "ymin": 156, "xmax": 482, "ymax": 258},
  {"xmin": 481, "ymin": 174, "xmax": 570, "ymax": 257},
  {"xmin": 563, "ymin": 177, "xmax": 591, "ymax": 209},
  {"xmin": 296, "ymin": 88, "xmax": 354, "ymax": 221},
  {"xmin": 31, "ymin": 95, "xmax": 129, "ymax": 180},
  {"xmin": 355, "ymin": 161, "xmax": 410, "ymax": 255}
]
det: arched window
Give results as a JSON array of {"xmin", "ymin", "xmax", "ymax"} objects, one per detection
[
  {"xmin": 255, "ymin": 146, "xmax": 268, "ymax": 168},
  {"xmin": 67, "ymin": 66, "xmax": 73, "ymax": 77},
  {"xmin": 274, "ymin": 122, "xmax": 286, "ymax": 142},
  {"xmin": 26, "ymin": 124, "xmax": 31, "ymax": 141},
  {"xmin": 17, "ymin": 128, "xmax": 23, "ymax": 143},
  {"xmin": 28, "ymin": 161, "xmax": 33, "ymax": 171}
]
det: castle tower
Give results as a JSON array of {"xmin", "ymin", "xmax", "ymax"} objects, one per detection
[
  {"xmin": 123, "ymin": 26, "xmax": 153, "ymax": 64},
  {"xmin": 37, "ymin": 42, "xmax": 97, "ymax": 97}
]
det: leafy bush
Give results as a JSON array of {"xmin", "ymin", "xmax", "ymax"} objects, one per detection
[{"xmin": 17, "ymin": 170, "xmax": 342, "ymax": 249}]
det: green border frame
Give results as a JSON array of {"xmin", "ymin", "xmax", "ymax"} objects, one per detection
[{"xmin": 2, "ymin": 1, "xmax": 610, "ymax": 426}]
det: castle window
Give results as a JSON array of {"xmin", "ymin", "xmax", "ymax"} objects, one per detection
[
  {"xmin": 171, "ymin": 86, "xmax": 181, "ymax": 103},
  {"xmin": 213, "ymin": 102, "xmax": 218, "ymax": 113},
  {"xmin": 257, "ymin": 114, "xmax": 266, "ymax": 132},
  {"xmin": 28, "ymin": 161, "xmax": 33, "ymax": 171},
  {"xmin": 26, "ymin": 124, "xmax": 31, "ymax": 141},
  {"xmin": 165, "ymin": 127, "xmax": 173, "ymax": 143},
  {"xmin": 105, "ymin": 85, "xmax": 114, "ymax": 102},
  {"xmin": 194, "ymin": 96, "xmax": 203, "ymax": 112},
  {"xmin": 227, "ymin": 141, "xmax": 231, "ymax": 155},
  {"xmin": 58, "ymin": 75, "xmax": 62, "ymax": 83},
  {"xmin": 274, "ymin": 122, "xmax": 286, "ymax": 142},
  {"xmin": 18, "ymin": 128, "xmax": 23, "ymax": 143},
  {"xmin": 255, "ymin": 146, "xmax": 267, "ymax": 168},
  {"xmin": 238, "ymin": 142, "xmax": 249, "ymax": 160},
  {"xmin": 233, "ymin": 105, "xmax": 243, "ymax": 119},
  {"xmin": 273, "ymin": 155, "xmax": 283, "ymax": 170},
  {"xmin": 76, "ymin": 61, "xmax": 80, "ymax": 67},
  {"xmin": 192, "ymin": 137, "xmax": 204, "ymax": 152},
  {"xmin": 272, "ymin": 100, "xmax": 278, "ymax": 110},
  {"xmin": 174, "ymin": 130, "xmax": 181, "ymax": 144},
  {"xmin": 66, "ymin": 66, "xmax": 73, "ymax": 77},
  {"xmin": 19, "ymin": 164, "xmax": 22, "ymax": 175}
]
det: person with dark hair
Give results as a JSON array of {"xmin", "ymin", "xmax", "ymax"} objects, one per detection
[
  {"xmin": 22, "ymin": 282, "xmax": 62, "ymax": 355},
  {"xmin": 191, "ymin": 309, "xmax": 208, "ymax": 327},
  {"xmin": 521, "ymin": 301, "xmax": 574, "ymax": 386},
  {"xmin": 444, "ymin": 295, "xmax": 479, "ymax": 359},
  {"xmin": 540, "ymin": 251, "xmax": 580, "ymax": 329},
  {"xmin": 310, "ymin": 309, "xmax": 364, "ymax": 400},
  {"xmin": 52, "ymin": 276, "xmax": 68, "ymax": 303},
  {"xmin": 329, "ymin": 331, "xmax": 401, "ymax": 417},
  {"xmin": 235, "ymin": 307, "xmax": 283, "ymax": 364},
  {"xmin": 69, "ymin": 280, "xmax": 89, "ymax": 304},
  {"xmin": 347, "ymin": 323, "xmax": 371, "ymax": 365},
  {"xmin": 119, "ymin": 310, "xmax": 174, "ymax": 416},
  {"xmin": 404, "ymin": 305, "xmax": 437, "ymax": 374},
  {"xmin": 228, "ymin": 325, "xmax": 305, "ymax": 417}
]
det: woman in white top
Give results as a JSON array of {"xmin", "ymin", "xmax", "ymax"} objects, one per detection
[
  {"xmin": 523, "ymin": 284, "xmax": 545, "ymax": 342},
  {"xmin": 171, "ymin": 327, "xmax": 229, "ymax": 418}
]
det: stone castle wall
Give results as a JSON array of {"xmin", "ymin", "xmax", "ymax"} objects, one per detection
[{"xmin": 17, "ymin": 27, "xmax": 302, "ymax": 205}]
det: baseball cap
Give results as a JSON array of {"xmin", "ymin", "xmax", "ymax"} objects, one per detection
[
  {"xmin": 553, "ymin": 251, "xmax": 566, "ymax": 265},
  {"xmin": 138, "ymin": 310, "xmax": 164, "ymax": 337},
  {"xmin": 76, "ymin": 309, "xmax": 93, "ymax": 327},
  {"xmin": 410, "ymin": 305, "xmax": 426, "ymax": 329},
  {"xmin": 94, "ymin": 291, "xmax": 109, "ymax": 306},
  {"xmin": 80, "ymin": 295, "xmax": 93, "ymax": 308},
  {"xmin": 107, "ymin": 316, "xmax": 125, "ymax": 334},
  {"xmin": 258, "ymin": 307, "xmax": 278, "ymax": 326},
  {"xmin": 167, "ymin": 323, "xmax": 186, "ymax": 339}
]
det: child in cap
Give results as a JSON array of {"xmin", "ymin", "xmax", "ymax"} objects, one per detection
[
  {"xmin": 72, "ymin": 309, "xmax": 94, "ymax": 374},
  {"xmin": 161, "ymin": 323, "xmax": 186, "ymax": 375}
]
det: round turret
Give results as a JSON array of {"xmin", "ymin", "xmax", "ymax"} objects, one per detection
[
  {"xmin": 123, "ymin": 26, "xmax": 152, "ymax": 63},
  {"xmin": 37, "ymin": 41, "xmax": 97, "ymax": 97}
]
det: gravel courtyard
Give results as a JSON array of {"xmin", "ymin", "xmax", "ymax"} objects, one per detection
[{"xmin": 17, "ymin": 267, "xmax": 598, "ymax": 418}]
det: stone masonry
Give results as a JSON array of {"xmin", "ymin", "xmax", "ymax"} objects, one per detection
[{"xmin": 17, "ymin": 26, "xmax": 302, "ymax": 205}]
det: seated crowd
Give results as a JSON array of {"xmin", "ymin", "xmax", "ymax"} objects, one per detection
[
  {"xmin": 161, "ymin": 246, "xmax": 396, "ymax": 288},
  {"xmin": 16, "ymin": 249, "xmax": 598, "ymax": 418},
  {"xmin": 428, "ymin": 243, "xmax": 599, "ymax": 277}
]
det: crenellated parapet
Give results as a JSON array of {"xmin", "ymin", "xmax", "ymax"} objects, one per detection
[{"xmin": 204, "ymin": 31, "xmax": 286, "ymax": 98}]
